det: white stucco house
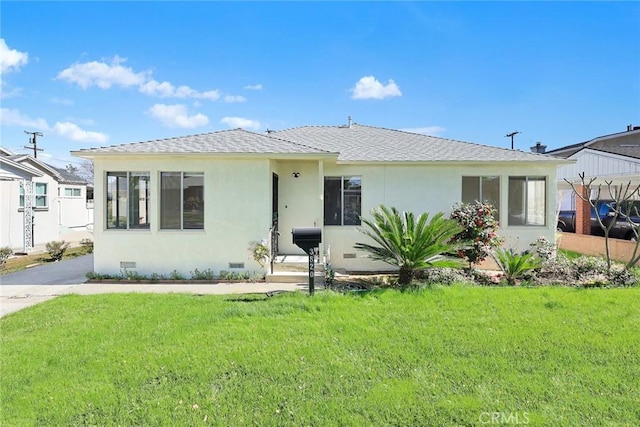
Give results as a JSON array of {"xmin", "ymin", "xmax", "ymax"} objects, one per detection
[
  {"xmin": 72, "ymin": 122, "xmax": 567, "ymax": 277},
  {"xmin": 546, "ymin": 125, "xmax": 640, "ymax": 210},
  {"xmin": 0, "ymin": 147, "xmax": 93, "ymax": 252}
]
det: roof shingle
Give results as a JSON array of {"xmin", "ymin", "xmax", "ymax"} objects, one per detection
[{"xmin": 73, "ymin": 124, "xmax": 565, "ymax": 163}]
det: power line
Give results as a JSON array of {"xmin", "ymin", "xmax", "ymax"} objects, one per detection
[
  {"xmin": 24, "ymin": 130, "xmax": 44, "ymax": 158},
  {"xmin": 505, "ymin": 130, "xmax": 521, "ymax": 150}
]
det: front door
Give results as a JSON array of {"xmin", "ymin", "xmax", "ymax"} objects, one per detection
[{"xmin": 272, "ymin": 173, "xmax": 279, "ymax": 256}]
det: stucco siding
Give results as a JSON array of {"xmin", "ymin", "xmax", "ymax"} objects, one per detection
[
  {"xmin": 322, "ymin": 162, "xmax": 558, "ymax": 271},
  {"xmin": 93, "ymin": 156, "xmax": 272, "ymax": 276}
]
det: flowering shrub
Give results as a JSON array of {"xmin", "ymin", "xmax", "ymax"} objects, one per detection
[
  {"xmin": 450, "ymin": 201, "xmax": 502, "ymax": 268},
  {"xmin": 529, "ymin": 236, "xmax": 556, "ymax": 265}
]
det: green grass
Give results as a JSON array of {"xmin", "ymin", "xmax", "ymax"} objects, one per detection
[{"xmin": 1, "ymin": 287, "xmax": 639, "ymax": 426}]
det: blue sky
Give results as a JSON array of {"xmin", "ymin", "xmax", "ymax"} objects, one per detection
[{"xmin": 1, "ymin": 1, "xmax": 639, "ymax": 169}]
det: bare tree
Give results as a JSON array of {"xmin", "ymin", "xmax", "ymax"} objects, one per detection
[
  {"xmin": 79, "ymin": 159, "xmax": 94, "ymax": 183},
  {"xmin": 565, "ymin": 172, "xmax": 640, "ymax": 270}
]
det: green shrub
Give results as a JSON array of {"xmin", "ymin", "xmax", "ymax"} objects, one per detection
[
  {"xmin": 85, "ymin": 271, "xmax": 112, "ymax": 280},
  {"xmin": 570, "ymin": 256, "xmax": 609, "ymax": 279},
  {"xmin": 529, "ymin": 236, "xmax": 556, "ymax": 264},
  {"xmin": 190, "ymin": 268, "xmax": 215, "ymax": 280},
  {"xmin": 149, "ymin": 273, "xmax": 167, "ymax": 282},
  {"xmin": 45, "ymin": 241, "xmax": 70, "ymax": 261},
  {"xmin": 0, "ymin": 246, "xmax": 13, "ymax": 270},
  {"xmin": 416, "ymin": 267, "xmax": 470, "ymax": 286},
  {"xmin": 79, "ymin": 238, "xmax": 94, "ymax": 254},
  {"xmin": 169, "ymin": 270, "xmax": 185, "ymax": 280},
  {"xmin": 249, "ymin": 240, "xmax": 270, "ymax": 267},
  {"xmin": 122, "ymin": 269, "xmax": 147, "ymax": 281},
  {"xmin": 325, "ymin": 262, "xmax": 335, "ymax": 286}
]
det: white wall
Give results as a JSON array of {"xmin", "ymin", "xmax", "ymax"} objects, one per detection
[
  {"xmin": 558, "ymin": 150, "xmax": 640, "ymax": 185},
  {"xmin": 93, "ymin": 156, "xmax": 272, "ymax": 276},
  {"xmin": 322, "ymin": 162, "xmax": 559, "ymax": 271},
  {"xmin": 91, "ymin": 155, "xmax": 559, "ymax": 275},
  {"xmin": 271, "ymin": 160, "xmax": 322, "ymax": 254}
]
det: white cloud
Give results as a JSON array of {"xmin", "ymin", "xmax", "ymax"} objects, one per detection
[
  {"xmin": 244, "ymin": 84, "xmax": 263, "ymax": 90},
  {"xmin": 147, "ymin": 104, "xmax": 209, "ymax": 128},
  {"xmin": 223, "ymin": 95, "xmax": 247, "ymax": 103},
  {"xmin": 139, "ymin": 80, "xmax": 221, "ymax": 101},
  {"xmin": 57, "ymin": 56, "xmax": 225, "ymax": 103},
  {"xmin": 0, "ymin": 39, "xmax": 28, "ymax": 74},
  {"xmin": 350, "ymin": 76, "xmax": 402, "ymax": 100},
  {"xmin": 401, "ymin": 126, "xmax": 446, "ymax": 136},
  {"xmin": 50, "ymin": 97, "xmax": 74, "ymax": 106},
  {"xmin": 1, "ymin": 108, "xmax": 109, "ymax": 143},
  {"xmin": 57, "ymin": 55, "xmax": 148, "ymax": 89},
  {"xmin": 0, "ymin": 108, "xmax": 48, "ymax": 130},
  {"xmin": 0, "ymin": 40, "xmax": 29, "ymax": 99},
  {"xmin": 220, "ymin": 116, "xmax": 260, "ymax": 130},
  {"xmin": 51, "ymin": 121, "xmax": 109, "ymax": 143}
]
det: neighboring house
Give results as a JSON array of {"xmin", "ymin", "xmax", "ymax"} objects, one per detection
[
  {"xmin": 72, "ymin": 122, "xmax": 567, "ymax": 277},
  {"xmin": 0, "ymin": 147, "xmax": 93, "ymax": 252},
  {"xmin": 546, "ymin": 125, "xmax": 640, "ymax": 211}
]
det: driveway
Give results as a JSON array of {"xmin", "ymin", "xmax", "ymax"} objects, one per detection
[
  {"xmin": 0, "ymin": 254, "xmax": 315, "ymax": 318},
  {"xmin": 1, "ymin": 254, "xmax": 93, "ymax": 286}
]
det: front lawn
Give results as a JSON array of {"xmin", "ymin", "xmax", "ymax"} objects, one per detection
[{"xmin": 1, "ymin": 287, "xmax": 638, "ymax": 425}]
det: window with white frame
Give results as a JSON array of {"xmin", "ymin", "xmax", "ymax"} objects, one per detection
[
  {"xmin": 508, "ymin": 176, "xmax": 546, "ymax": 226},
  {"xmin": 324, "ymin": 176, "xmax": 361, "ymax": 226},
  {"xmin": 106, "ymin": 172, "xmax": 151, "ymax": 229},
  {"xmin": 20, "ymin": 183, "xmax": 48, "ymax": 208},
  {"xmin": 64, "ymin": 187, "xmax": 82, "ymax": 197},
  {"xmin": 160, "ymin": 172, "xmax": 204, "ymax": 230},
  {"xmin": 462, "ymin": 176, "xmax": 500, "ymax": 221}
]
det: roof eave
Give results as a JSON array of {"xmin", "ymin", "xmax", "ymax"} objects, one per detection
[{"xmin": 71, "ymin": 151, "xmax": 339, "ymax": 161}]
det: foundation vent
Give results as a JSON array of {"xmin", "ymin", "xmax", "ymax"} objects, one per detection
[
  {"xmin": 229, "ymin": 262, "xmax": 245, "ymax": 269},
  {"xmin": 120, "ymin": 261, "xmax": 136, "ymax": 269},
  {"xmin": 343, "ymin": 253, "xmax": 356, "ymax": 259}
]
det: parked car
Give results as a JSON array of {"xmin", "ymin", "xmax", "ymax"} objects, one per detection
[{"xmin": 556, "ymin": 200, "xmax": 640, "ymax": 240}]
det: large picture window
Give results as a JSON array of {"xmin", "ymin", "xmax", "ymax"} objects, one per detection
[
  {"xmin": 161, "ymin": 172, "xmax": 204, "ymax": 230},
  {"xmin": 508, "ymin": 176, "xmax": 546, "ymax": 226},
  {"xmin": 106, "ymin": 172, "xmax": 151, "ymax": 229},
  {"xmin": 462, "ymin": 176, "xmax": 500, "ymax": 221},
  {"xmin": 324, "ymin": 176, "xmax": 361, "ymax": 226}
]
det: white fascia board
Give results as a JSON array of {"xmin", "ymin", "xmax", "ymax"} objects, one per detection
[
  {"xmin": 571, "ymin": 148, "xmax": 640, "ymax": 164},
  {"xmin": 0, "ymin": 157, "xmax": 44, "ymax": 177}
]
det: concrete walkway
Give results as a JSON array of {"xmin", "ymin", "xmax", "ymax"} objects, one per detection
[{"xmin": 0, "ymin": 281, "xmax": 317, "ymax": 318}]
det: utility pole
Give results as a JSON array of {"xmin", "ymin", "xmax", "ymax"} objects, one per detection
[
  {"xmin": 24, "ymin": 131, "xmax": 44, "ymax": 158},
  {"xmin": 505, "ymin": 130, "xmax": 521, "ymax": 150}
]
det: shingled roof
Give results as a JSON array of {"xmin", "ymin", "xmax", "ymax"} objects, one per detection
[
  {"xmin": 73, "ymin": 124, "xmax": 565, "ymax": 163},
  {"xmin": 273, "ymin": 124, "xmax": 562, "ymax": 162},
  {"xmin": 546, "ymin": 128, "xmax": 640, "ymax": 160},
  {"xmin": 73, "ymin": 128, "xmax": 332, "ymax": 156}
]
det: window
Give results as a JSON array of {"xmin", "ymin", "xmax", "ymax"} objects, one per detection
[
  {"xmin": 160, "ymin": 172, "xmax": 204, "ymax": 230},
  {"xmin": 106, "ymin": 172, "xmax": 151, "ymax": 229},
  {"xmin": 462, "ymin": 176, "xmax": 500, "ymax": 221},
  {"xmin": 64, "ymin": 187, "xmax": 82, "ymax": 197},
  {"xmin": 324, "ymin": 176, "xmax": 361, "ymax": 226},
  {"xmin": 19, "ymin": 183, "xmax": 47, "ymax": 208},
  {"xmin": 508, "ymin": 176, "xmax": 546, "ymax": 226}
]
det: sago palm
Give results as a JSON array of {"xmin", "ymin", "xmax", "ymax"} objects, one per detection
[
  {"xmin": 491, "ymin": 247, "xmax": 542, "ymax": 286},
  {"xmin": 354, "ymin": 205, "xmax": 464, "ymax": 286}
]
